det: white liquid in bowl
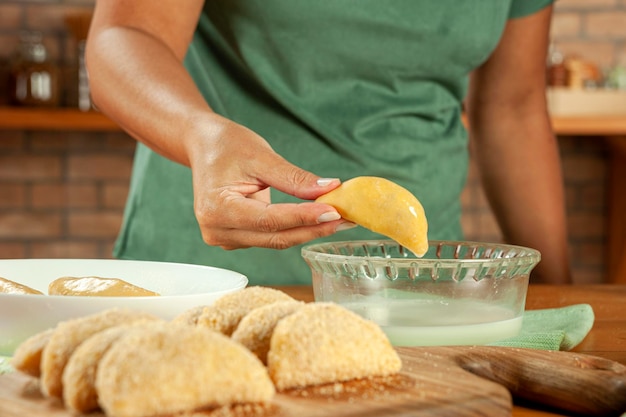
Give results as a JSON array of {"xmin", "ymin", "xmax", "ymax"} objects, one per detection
[{"xmin": 343, "ymin": 299, "xmax": 523, "ymax": 347}]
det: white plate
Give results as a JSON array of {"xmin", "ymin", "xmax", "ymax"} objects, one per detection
[{"xmin": 0, "ymin": 259, "xmax": 248, "ymax": 355}]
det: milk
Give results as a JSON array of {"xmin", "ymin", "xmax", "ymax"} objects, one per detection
[{"xmin": 343, "ymin": 298, "xmax": 523, "ymax": 347}]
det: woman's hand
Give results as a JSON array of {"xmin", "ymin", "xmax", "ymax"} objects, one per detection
[
  {"xmin": 187, "ymin": 115, "xmax": 348, "ymax": 250},
  {"xmin": 87, "ymin": 0, "xmax": 348, "ymax": 251}
]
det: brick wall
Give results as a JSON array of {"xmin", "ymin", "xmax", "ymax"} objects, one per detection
[
  {"xmin": 0, "ymin": 0, "xmax": 622, "ymax": 283},
  {"xmin": 0, "ymin": 130, "xmax": 134, "ymax": 259},
  {"xmin": 551, "ymin": 0, "xmax": 626, "ymax": 69}
]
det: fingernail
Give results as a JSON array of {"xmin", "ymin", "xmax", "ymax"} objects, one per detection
[
  {"xmin": 317, "ymin": 178, "xmax": 338, "ymax": 187},
  {"xmin": 318, "ymin": 211, "xmax": 341, "ymax": 223},
  {"xmin": 336, "ymin": 221, "xmax": 357, "ymax": 232}
]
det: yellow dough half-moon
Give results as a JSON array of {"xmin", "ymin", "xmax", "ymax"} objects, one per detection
[{"xmin": 316, "ymin": 176, "xmax": 428, "ymax": 256}]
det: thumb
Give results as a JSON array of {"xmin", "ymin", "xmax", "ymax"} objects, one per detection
[{"xmin": 260, "ymin": 156, "xmax": 340, "ymax": 201}]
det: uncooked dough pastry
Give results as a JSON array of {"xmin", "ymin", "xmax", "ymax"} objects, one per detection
[
  {"xmin": 48, "ymin": 276, "xmax": 159, "ymax": 297},
  {"xmin": 96, "ymin": 323, "xmax": 275, "ymax": 417},
  {"xmin": 40, "ymin": 308, "xmax": 159, "ymax": 398},
  {"xmin": 196, "ymin": 286, "xmax": 294, "ymax": 336},
  {"xmin": 171, "ymin": 305, "xmax": 204, "ymax": 326},
  {"xmin": 0, "ymin": 276, "xmax": 43, "ymax": 295},
  {"xmin": 11, "ymin": 328, "xmax": 54, "ymax": 377},
  {"xmin": 62, "ymin": 322, "xmax": 161, "ymax": 413},
  {"xmin": 268, "ymin": 302, "xmax": 402, "ymax": 390},
  {"xmin": 231, "ymin": 300, "xmax": 304, "ymax": 364}
]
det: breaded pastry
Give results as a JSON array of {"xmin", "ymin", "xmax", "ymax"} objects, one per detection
[
  {"xmin": 40, "ymin": 308, "xmax": 159, "ymax": 399},
  {"xmin": 49, "ymin": 276, "xmax": 159, "ymax": 297},
  {"xmin": 62, "ymin": 321, "xmax": 161, "ymax": 413},
  {"xmin": 172, "ymin": 305, "xmax": 204, "ymax": 326},
  {"xmin": 268, "ymin": 302, "xmax": 402, "ymax": 390},
  {"xmin": 11, "ymin": 328, "xmax": 54, "ymax": 377},
  {"xmin": 197, "ymin": 287, "xmax": 294, "ymax": 336},
  {"xmin": 232, "ymin": 301, "xmax": 304, "ymax": 364},
  {"xmin": 0, "ymin": 276, "xmax": 43, "ymax": 295},
  {"xmin": 96, "ymin": 324, "xmax": 275, "ymax": 417}
]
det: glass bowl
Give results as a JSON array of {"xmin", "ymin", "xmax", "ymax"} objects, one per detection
[{"xmin": 301, "ymin": 240, "xmax": 540, "ymax": 347}]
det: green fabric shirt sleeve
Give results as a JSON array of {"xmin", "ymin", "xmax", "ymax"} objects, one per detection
[{"xmin": 509, "ymin": 0, "xmax": 554, "ymax": 18}]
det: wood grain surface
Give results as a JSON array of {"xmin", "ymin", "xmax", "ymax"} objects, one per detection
[{"xmin": 1, "ymin": 346, "xmax": 624, "ymax": 417}]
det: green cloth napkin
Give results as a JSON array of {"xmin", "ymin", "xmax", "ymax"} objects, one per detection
[
  {"xmin": 490, "ymin": 304, "xmax": 595, "ymax": 351},
  {"xmin": 0, "ymin": 356, "xmax": 13, "ymax": 375},
  {"xmin": 379, "ymin": 288, "xmax": 595, "ymax": 351}
]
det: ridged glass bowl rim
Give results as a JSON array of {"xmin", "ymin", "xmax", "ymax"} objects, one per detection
[{"xmin": 301, "ymin": 240, "xmax": 541, "ymax": 281}]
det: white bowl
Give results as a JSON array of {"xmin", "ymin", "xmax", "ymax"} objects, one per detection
[{"xmin": 0, "ymin": 259, "xmax": 248, "ymax": 355}]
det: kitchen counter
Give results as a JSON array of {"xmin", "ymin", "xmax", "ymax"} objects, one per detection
[{"xmin": 275, "ymin": 284, "xmax": 626, "ymax": 417}]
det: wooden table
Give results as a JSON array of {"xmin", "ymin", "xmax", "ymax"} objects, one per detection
[{"xmin": 275, "ymin": 284, "xmax": 626, "ymax": 417}]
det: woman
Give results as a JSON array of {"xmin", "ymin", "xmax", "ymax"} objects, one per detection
[{"xmin": 86, "ymin": 1, "xmax": 572, "ymax": 285}]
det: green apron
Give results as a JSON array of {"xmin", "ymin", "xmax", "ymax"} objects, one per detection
[{"xmin": 114, "ymin": 0, "xmax": 553, "ymax": 285}]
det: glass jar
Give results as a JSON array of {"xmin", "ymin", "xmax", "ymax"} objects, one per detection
[
  {"xmin": 546, "ymin": 42, "xmax": 567, "ymax": 87},
  {"xmin": 77, "ymin": 39, "xmax": 93, "ymax": 111},
  {"xmin": 8, "ymin": 31, "xmax": 60, "ymax": 107}
]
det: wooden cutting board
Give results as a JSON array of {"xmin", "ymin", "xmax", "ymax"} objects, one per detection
[{"xmin": 1, "ymin": 346, "xmax": 625, "ymax": 417}]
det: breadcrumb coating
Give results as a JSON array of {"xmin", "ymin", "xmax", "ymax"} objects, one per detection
[
  {"xmin": 232, "ymin": 301, "xmax": 304, "ymax": 364},
  {"xmin": 96, "ymin": 324, "xmax": 275, "ymax": 417},
  {"xmin": 172, "ymin": 305, "xmax": 205, "ymax": 326},
  {"xmin": 11, "ymin": 328, "xmax": 54, "ymax": 377},
  {"xmin": 40, "ymin": 308, "xmax": 159, "ymax": 398},
  {"xmin": 268, "ymin": 302, "xmax": 402, "ymax": 390},
  {"xmin": 12, "ymin": 286, "xmax": 402, "ymax": 417},
  {"xmin": 62, "ymin": 321, "xmax": 161, "ymax": 413},
  {"xmin": 196, "ymin": 287, "xmax": 294, "ymax": 336}
]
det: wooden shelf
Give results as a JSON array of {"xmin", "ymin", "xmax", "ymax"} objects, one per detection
[
  {"xmin": 2, "ymin": 106, "xmax": 626, "ymax": 136},
  {"xmin": 551, "ymin": 115, "xmax": 626, "ymax": 136},
  {"xmin": 0, "ymin": 107, "xmax": 120, "ymax": 131}
]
